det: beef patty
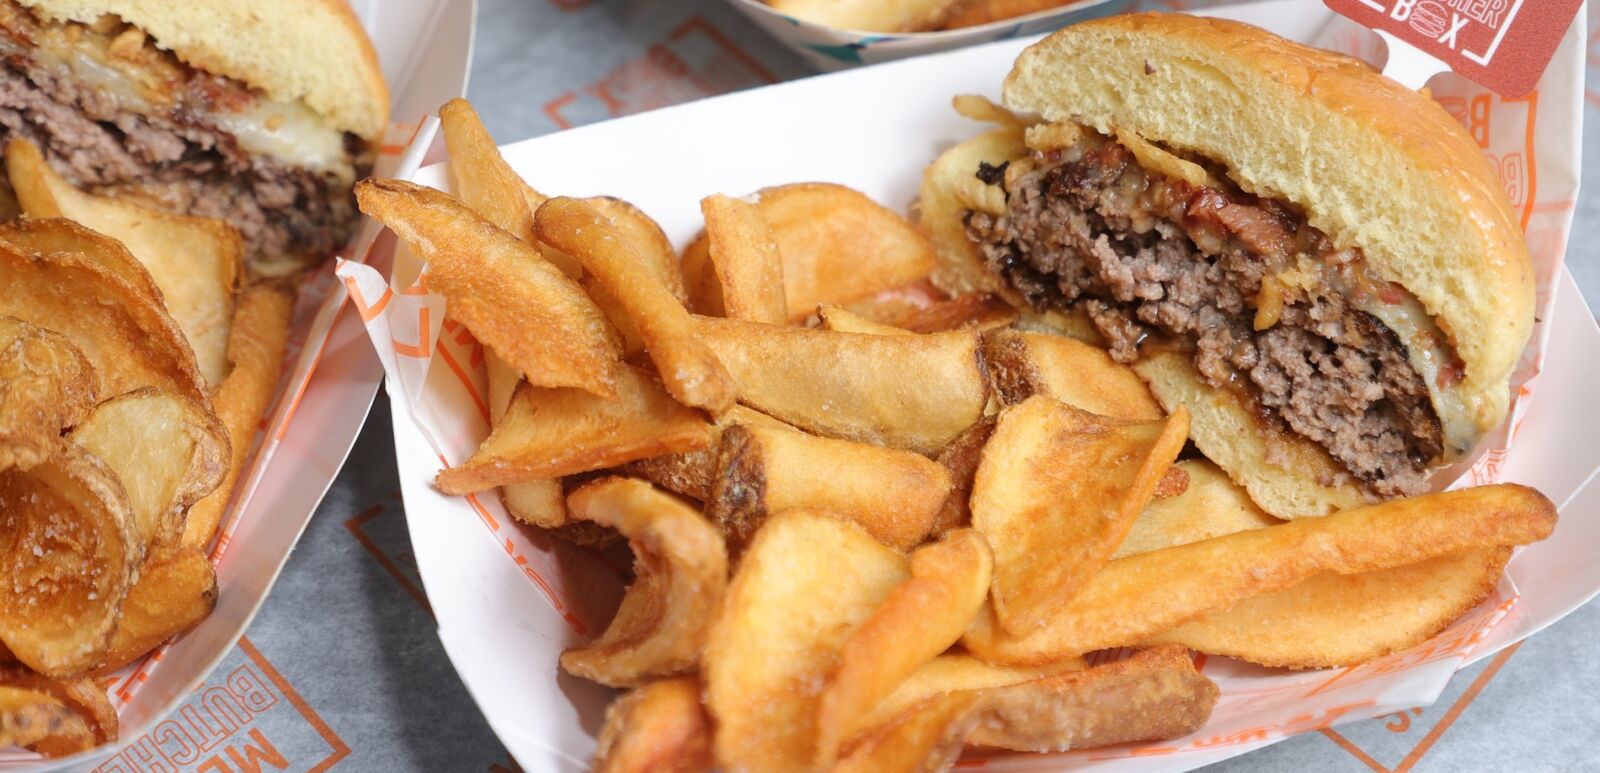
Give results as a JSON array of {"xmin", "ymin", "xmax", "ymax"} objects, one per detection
[
  {"xmin": 964, "ymin": 132, "xmax": 1443, "ymax": 497},
  {"xmin": 0, "ymin": 42, "xmax": 361, "ymax": 265}
]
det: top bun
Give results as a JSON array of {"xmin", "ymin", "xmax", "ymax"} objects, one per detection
[
  {"xmin": 20, "ymin": 0, "xmax": 390, "ymax": 141},
  {"xmin": 1001, "ymin": 13, "xmax": 1533, "ymax": 429}
]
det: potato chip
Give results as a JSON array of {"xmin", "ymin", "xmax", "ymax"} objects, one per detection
[
  {"xmin": 832, "ymin": 692, "xmax": 980, "ymax": 773},
  {"xmin": 754, "ymin": 183, "xmax": 937, "ymax": 319},
  {"xmin": 1113, "ymin": 460, "xmax": 1281, "ymax": 560},
  {"xmin": 968, "ymin": 645, "xmax": 1218, "ymax": 752},
  {"xmin": 701, "ymin": 194, "xmax": 787, "ymax": 324},
  {"xmin": 816, "ymin": 529, "xmax": 992, "ymax": 765},
  {"xmin": 0, "ymin": 225, "xmax": 207, "ymax": 405},
  {"xmin": 928, "ymin": 417, "xmax": 996, "ymax": 535},
  {"xmin": 593, "ymin": 677, "xmax": 714, "ymax": 773},
  {"xmin": 181, "ymin": 282, "xmax": 293, "ymax": 550},
  {"xmin": 859, "ymin": 654, "xmax": 1084, "ymax": 733},
  {"xmin": 435, "ymin": 367, "xmax": 713, "ymax": 494},
  {"xmin": 0, "ymin": 444, "xmax": 138, "ymax": 676},
  {"xmin": 0, "ymin": 218, "xmax": 159, "ymax": 302},
  {"xmin": 622, "ymin": 406, "xmax": 794, "ymax": 503},
  {"xmin": 0, "ymin": 317, "xmax": 96, "ymax": 472},
  {"xmin": 704, "ymin": 511, "xmax": 908, "ymax": 773},
  {"xmin": 0, "ymin": 685, "xmax": 93, "ymax": 756},
  {"xmin": 7, "ymin": 139, "xmax": 242, "ymax": 388},
  {"xmin": 981, "ymin": 328, "xmax": 1163, "ymax": 419},
  {"xmin": 0, "ymin": 666, "xmax": 115, "ymax": 755},
  {"xmin": 693, "ymin": 317, "xmax": 988, "ymax": 455},
  {"xmin": 69, "ymin": 388, "xmax": 227, "ymax": 556},
  {"xmin": 356, "ymin": 178, "xmax": 622, "ymax": 397},
  {"xmin": 964, "ymin": 484, "xmax": 1558, "ymax": 664},
  {"xmin": 535, "ymin": 197, "xmax": 736, "ymax": 414},
  {"xmin": 974, "ymin": 397, "xmax": 1188, "ymax": 634},
  {"xmin": 560, "ymin": 478, "xmax": 727, "ymax": 687},
  {"xmin": 708, "ymin": 423, "xmax": 952, "ymax": 550},
  {"xmin": 95, "ymin": 548, "xmax": 216, "ymax": 674}
]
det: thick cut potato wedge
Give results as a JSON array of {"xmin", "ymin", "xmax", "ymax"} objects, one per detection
[
  {"xmin": 981, "ymin": 328, "xmax": 1163, "ymax": 419},
  {"xmin": 622, "ymin": 406, "xmax": 794, "ymax": 503},
  {"xmin": 832, "ymin": 692, "xmax": 980, "ymax": 773},
  {"xmin": 701, "ymin": 194, "xmax": 787, "ymax": 324},
  {"xmin": 0, "ymin": 317, "xmax": 96, "ymax": 472},
  {"xmin": 860, "ymin": 654, "xmax": 1085, "ymax": 733},
  {"xmin": 593, "ymin": 677, "xmax": 714, "ymax": 773},
  {"xmin": 560, "ymin": 478, "xmax": 727, "ymax": 687}
]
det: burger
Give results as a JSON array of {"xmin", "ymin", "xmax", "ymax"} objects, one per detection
[
  {"xmin": 922, "ymin": 14, "xmax": 1534, "ymax": 517},
  {"xmin": 0, "ymin": 0, "xmax": 389, "ymax": 274}
]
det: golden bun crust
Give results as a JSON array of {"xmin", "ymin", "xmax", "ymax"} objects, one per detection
[
  {"xmin": 21, "ymin": 0, "xmax": 389, "ymax": 141},
  {"xmin": 1002, "ymin": 12, "xmax": 1533, "ymax": 402}
]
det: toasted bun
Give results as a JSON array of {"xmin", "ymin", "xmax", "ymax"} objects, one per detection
[
  {"xmin": 20, "ymin": 0, "xmax": 389, "ymax": 141},
  {"xmin": 1002, "ymin": 13, "xmax": 1532, "ymax": 410}
]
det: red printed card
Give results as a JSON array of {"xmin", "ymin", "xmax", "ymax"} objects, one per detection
[{"xmin": 1323, "ymin": 0, "xmax": 1582, "ymax": 97}]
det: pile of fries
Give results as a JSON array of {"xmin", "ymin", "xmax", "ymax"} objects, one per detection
[
  {"xmin": 765, "ymin": 0, "xmax": 1099, "ymax": 32},
  {"xmin": 0, "ymin": 139, "xmax": 290, "ymax": 755},
  {"xmin": 361, "ymin": 98, "xmax": 1558, "ymax": 772}
]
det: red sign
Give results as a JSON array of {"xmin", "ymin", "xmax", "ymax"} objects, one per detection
[{"xmin": 1323, "ymin": 0, "xmax": 1581, "ymax": 97}]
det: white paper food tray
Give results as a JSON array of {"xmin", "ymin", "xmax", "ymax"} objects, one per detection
[
  {"xmin": 0, "ymin": 1, "xmax": 475, "ymax": 769},
  {"xmin": 344, "ymin": 2, "xmax": 1591, "ymax": 769},
  {"xmin": 724, "ymin": 0, "xmax": 1128, "ymax": 71}
]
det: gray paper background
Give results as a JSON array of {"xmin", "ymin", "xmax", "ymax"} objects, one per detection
[{"xmin": 99, "ymin": 1, "xmax": 1600, "ymax": 771}]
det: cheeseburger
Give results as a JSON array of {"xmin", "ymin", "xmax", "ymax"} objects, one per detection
[
  {"xmin": 923, "ymin": 14, "xmax": 1534, "ymax": 517},
  {"xmin": 0, "ymin": 0, "xmax": 389, "ymax": 273}
]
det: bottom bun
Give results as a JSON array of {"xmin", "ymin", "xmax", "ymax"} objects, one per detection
[{"xmin": 1133, "ymin": 352, "xmax": 1369, "ymax": 518}]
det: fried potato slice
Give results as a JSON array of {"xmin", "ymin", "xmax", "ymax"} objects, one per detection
[
  {"xmin": 928, "ymin": 417, "xmax": 996, "ymax": 536},
  {"xmin": 833, "ymin": 692, "xmax": 981, "ymax": 773},
  {"xmin": 848, "ymin": 291, "xmax": 1020, "ymax": 334},
  {"xmin": 0, "ymin": 666, "xmax": 115, "ymax": 755},
  {"xmin": 181, "ymin": 282, "xmax": 293, "ymax": 550},
  {"xmin": 859, "ymin": 654, "xmax": 1085, "ymax": 733},
  {"xmin": 705, "ymin": 511, "xmax": 908, "ymax": 773},
  {"xmin": 701, "ymin": 194, "xmax": 787, "ymax": 324},
  {"xmin": 968, "ymin": 645, "xmax": 1218, "ymax": 752},
  {"xmin": 483, "ymin": 347, "xmax": 570, "ymax": 529},
  {"xmin": 693, "ymin": 317, "xmax": 987, "ymax": 455},
  {"xmin": 0, "ymin": 316, "xmax": 96, "ymax": 472},
  {"xmin": 755, "ymin": 183, "xmax": 937, "ymax": 319},
  {"xmin": 0, "ymin": 445, "xmax": 139, "ymax": 676},
  {"xmin": 974, "ymin": 397, "xmax": 1188, "ymax": 635},
  {"xmin": 585, "ymin": 197, "xmax": 686, "ymax": 305},
  {"xmin": 7, "ymin": 139, "xmax": 242, "ymax": 388},
  {"xmin": 1113, "ymin": 460, "xmax": 1281, "ymax": 560},
  {"xmin": 708, "ymin": 423, "xmax": 952, "ymax": 550},
  {"xmin": 816, "ymin": 529, "xmax": 992, "ymax": 765},
  {"xmin": 69, "ymin": 388, "xmax": 227, "ymax": 556},
  {"xmin": 818, "ymin": 305, "xmax": 911, "ymax": 335},
  {"xmin": 560, "ymin": 478, "xmax": 727, "ymax": 687},
  {"xmin": 436, "ymin": 367, "xmax": 713, "ymax": 494},
  {"xmin": 356, "ymin": 179, "xmax": 621, "ymax": 397},
  {"xmin": 0, "ymin": 224, "xmax": 207, "ymax": 405},
  {"xmin": 536, "ymin": 197, "xmax": 735, "ymax": 414},
  {"xmin": 981, "ymin": 329, "xmax": 1163, "ymax": 419},
  {"xmin": 94, "ymin": 548, "xmax": 217, "ymax": 674},
  {"xmin": 963, "ymin": 484, "xmax": 1558, "ymax": 664},
  {"xmin": 622, "ymin": 406, "xmax": 794, "ymax": 503},
  {"xmin": 0, "ymin": 685, "xmax": 93, "ymax": 757},
  {"xmin": 439, "ymin": 100, "xmax": 539, "ymax": 243},
  {"xmin": 593, "ymin": 677, "xmax": 714, "ymax": 773}
]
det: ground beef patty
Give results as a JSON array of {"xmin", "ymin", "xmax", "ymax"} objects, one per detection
[
  {"xmin": 0, "ymin": 48, "xmax": 360, "ymax": 264},
  {"xmin": 964, "ymin": 134, "xmax": 1442, "ymax": 497}
]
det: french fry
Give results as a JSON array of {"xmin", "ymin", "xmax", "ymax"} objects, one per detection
[
  {"xmin": 585, "ymin": 197, "xmax": 687, "ymax": 305},
  {"xmin": 858, "ymin": 654, "xmax": 1084, "ymax": 733},
  {"xmin": 964, "ymin": 484, "xmax": 1558, "ymax": 664},
  {"xmin": 68, "ymin": 388, "xmax": 228, "ymax": 555},
  {"xmin": 704, "ymin": 511, "xmax": 908, "ymax": 773},
  {"xmin": 439, "ymin": 100, "xmax": 548, "ymax": 254},
  {"xmin": 981, "ymin": 328, "xmax": 1164, "ymax": 418},
  {"xmin": 355, "ymin": 179, "xmax": 621, "ymax": 398},
  {"xmin": 816, "ymin": 530, "xmax": 993, "ymax": 765},
  {"xmin": 622, "ymin": 405, "xmax": 794, "ymax": 502},
  {"xmin": 0, "ymin": 444, "xmax": 138, "ymax": 677},
  {"xmin": 708, "ymin": 423, "xmax": 952, "ymax": 550},
  {"xmin": 754, "ymin": 183, "xmax": 937, "ymax": 320},
  {"xmin": 701, "ymin": 194, "xmax": 787, "ymax": 324},
  {"xmin": 832, "ymin": 692, "xmax": 980, "ymax": 773},
  {"xmin": 967, "ymin": 645, "xmax": 1218, "ymax": 752},
  {"xmin": 974, "ymin": 397, "xmax": 1188, "ymax": 635},
  {"xmin": 181, "ymin": 282, "xmax": 293, "ymax": 550},
  {"xmin": 0, "ymin": 317, "xmax": 97, "ymax": 473},
  {"xmin": 94, "ymin": 548, "xmax": 217, "ymax": 674},
  {"xmin": 536, "ymin": 197, "xmax": 736, "ymax": 414},
  {"xmin": 693, "ymin": 316, "xmax": 988, "ymax": 455},
  {"xmin": 818, "ymin": 305, "xmax": 911, "ymax": 335},
  {"xmin": 6, "ymin": 139, "xmax": 243, "ymax": 388},
  {"xmin": 435, "ymin": 366, "xmax": 713, "ymax": 495},
  {"xmin": 483, "ymin": 346, "xmax": 569, "ymax": 529},
  {"xmin": 560, "ymin": 478, "xmax": 727, "ymax": 686},
  {"xmin": 0, "ymin": 225, "xmax": 208, "ymax": 405},
  {"xmin": 593, "ymin": 677, "xmax": 714, "ymax": 773}
]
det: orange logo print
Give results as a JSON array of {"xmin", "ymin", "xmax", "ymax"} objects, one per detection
[{"xmin": 94, "ymin": 638, "xmax": 348, "ymax": 773}]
